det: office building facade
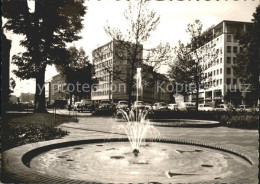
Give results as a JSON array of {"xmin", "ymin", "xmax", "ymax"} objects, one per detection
[
  {"xmin": 190, "ymin": 20, "xmax": 257, "ymax": 106},
  {"xmin": 91, "ymin": 40, "xmax": 171, "ymax": 103}
]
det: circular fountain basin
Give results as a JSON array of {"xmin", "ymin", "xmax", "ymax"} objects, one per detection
[{"xmin": 28, "ymin": 140, "xmax": 250, "ymax": 184}]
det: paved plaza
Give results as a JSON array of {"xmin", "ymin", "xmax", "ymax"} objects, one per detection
[{"xmin": 3, "ymin": 110, "xmax": 259, "ymax": 183}]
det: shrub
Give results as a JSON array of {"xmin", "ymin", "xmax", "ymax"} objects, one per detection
[
  {"xmin": 2, "ymin": 113, "xmax": 73, "ymax": 151},
  {"xmin": 218, "ymin": 111, "xmax": 259, "ymax": 129}
]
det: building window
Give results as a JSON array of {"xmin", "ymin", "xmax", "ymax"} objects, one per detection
[
  {"xmin": 227, "ymin": 57, "xmax": 231, "ymax": 64},
  {"xmin": 220, "ymin": 58, "xmax": 222, "ymax": 63},
  {"xmin": 217, "ymin": 69, "xmax": 219, "ymax": 75},
  {"xmin": 227, "ymin": 67, "xmax": 231, "ymax": 74},
  {"xmin": 227, "ymin": 35, "xmax": 231, "ymax": 42},
  {"xmin": 233, "ymin": 46, "xmax": 237, "ymax": 53},
  {"xmin": 233, "ymin": 57, "xmax": 236, "ymax": 64},
  {"xmin": 220, "ymin": 79, "xmax": 222, "ymax": 84},
  {"xmin": 213, "ymin": 70, "xmax": 216, "ymax": 76},
  {"xmin": 233, "ymin": 78, "xmax": 237, "ymax": 85},
  {"xmin": 216, "ymin": 80, "xmax": 219, "ymax": 86},
  {"xmin": 220, "ymin": 68, "xmax": 222, "ymax": 74},
  {"xmin": 227, "ymin": 35, "xmax": 232, "ymax": 42},
  {"xmin": 226, "ymin": 78, "xmax": 231, "ymax": 85},
  {"xmin": 227, "ymin": 46, "xmax": 231, "ymax": 53}
]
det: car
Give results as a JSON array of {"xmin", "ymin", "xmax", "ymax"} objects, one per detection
[
  {"xmin": 116, "ymin": 101, "xmax": 128, "ymax": 109},
  {"xmin": 184, "ymin": 102, "xmax": 196, "ymax": 111},
  {"xmin": 74, "ymin": 102, "xmax": 82, "ymax": 111},
  {"xmin": 236, "ymin": 105, "xmax": 253, "ymax": 112},
  {"xmin": 215, "ymin": 104, "xmax": 234, "ymax": 112},
  {"xmin": 144, "ymin": 103, "xmax": 153, "ymax": 110},
  {"xmin": 80, "ymin": 99, "xmax": 95, "ymax": 113},
  {"xmin": 152, "ymin": 102, "xmax": 168, "ymax": 110},
  {"xmin": 168, "ymin": 104, "xmax": 179, "ymax": 111},
  {"xmin": 132, "ymin": 101, "xmax": 145, "ymax": 109},
  {"xmin": 198, "ymin": 104, "xmax": 215, "ymax": 111},
  {"xmin": 98, "ymin": 100, "xmax": 113, "ymax": 110}
]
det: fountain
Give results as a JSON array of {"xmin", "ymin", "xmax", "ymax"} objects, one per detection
[
  {"xmin": 114, "ymin": 67, "xmax": 160, "ymax": 156},
  {"xmin": 115, "ymin": 108, "xmax": 159, "ymax": 157}
]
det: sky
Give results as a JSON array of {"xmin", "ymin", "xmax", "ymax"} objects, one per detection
[{"xmin": 5, "ymin": 0, "xmax": 259, "ymax": 96}]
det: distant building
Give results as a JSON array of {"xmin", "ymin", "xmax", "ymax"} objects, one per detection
[
  {"xmin": 49, "ymin": 74, "xmax": 68, "ymax": 105},
  {"xmin": 20, "ymin": 93, "xmax": 35, "ymax": 103},
  {"xmin": 188, "ymin": 20, "xmax": 257, "ymax": 106},
  {"xmin": 91, "ymin": 40, "xmax": 171, "ymax": 103}
]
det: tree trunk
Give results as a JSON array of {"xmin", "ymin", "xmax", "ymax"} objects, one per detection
[
  {"xmin": 109, "ymin": 73, "xmax": 111, "ymax": 102},
  {"xmin": 128, "ymin": 62, "xmax": 135, "ymax": 108},
  {"xmin": 34, "ymin": 67, "xmax": 47, "ymax": 113},
  {"xmin": 195, "ymin": 81, "xmax": 199, "ymax": 111}
]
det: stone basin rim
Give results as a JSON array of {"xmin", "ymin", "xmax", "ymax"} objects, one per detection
[{"xmin": 2, "ymin": 137, "xmax": 252, "ymax": 184}]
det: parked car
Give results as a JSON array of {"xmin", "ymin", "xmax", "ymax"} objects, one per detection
[
  {"xmin": 98, "ymin": 100, "xmax": 113, "ymax": 110},
  {"xmin": 153, "ymin": 102, "xmax": 168, "ymax": 110},
  {"xmin": 215, "ymin": 104, "xmax": 234, "ymax": 112},
  {"xmin": 80, "ymin": 99, "xmax": 95, "ymax": 113},
  {"xmin": 168, "ymin": 104, "xmax": 179, "ymax": 111},
  {"xmin": 184, "ymin": 102, "xmax": 196, "ymax": 111},
  {"xmin": 198, "ymin": 104, "xmax": 215, "ymax": 111},
  {"xmin": 116, "ymin": 101, "xmax": 128, "ymax": 109},
  {"xmin": 236, "ymin": 105, "xmax": 253, "ymax": 112},
  {"xmin": 144, "ymin": 103, "xmax": 153, "ymax": 110},
  {"xmin": 74, "ymin": 102, "xmax": 82, "ymax": 111},
  {"xmin": 132, "ymin": 101, "xmax": 145, "ymax": 109}
]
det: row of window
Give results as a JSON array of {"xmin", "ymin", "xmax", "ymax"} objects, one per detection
[
  {"xmin": 95, "ymin": 59, "xmax": 113, "ymax": 69},
  {"xmin": 92, "ymin": 90, "xmax": 110, "ymax": 96},
  {"xmin": 97, "ymin": 75, "xmax": 111, "ymax": 82},
  {"xmin": 103, "ymin": 52, "xmax": 113, "ymax": 60},
  {"xmin": 204, "ymin": 68, "xmax": 223, "ymax": 78},
  {"xmin": 202, "ymin": 77, "xmax": 238, "ymax": 88},
  {"xmin": 227, "ymin": 35, "xmax": 239, "ymax": 43},
  {"xmin": 227, "ymin": 57, "xmax": 236, "ymax": 64},
  {"xmin": 226, "ymin": 46, "xmax": 243, "ymax": 54},
  {"xmin": 96, "ymin": 83, "xmax": 110, "ymax": 90},
  {"xmin": 203, "ymin": 79, "xmax": 223, "ymax": 87},
  {"xmin": 226, "ymin": 78, "xmax": 237, "ymax": 85}
]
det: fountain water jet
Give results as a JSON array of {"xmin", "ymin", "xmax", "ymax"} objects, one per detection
[
  {"xmin": 116, "ymin": 108, "xmax": 159, "ymax": 156},
  {"xmin": 115, "ymin": 67, "xmax": 159, "ymax": 156}
]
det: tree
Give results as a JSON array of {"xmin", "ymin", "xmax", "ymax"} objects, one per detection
[
  {"xmin": 168, "ymin": 20, "xmax": 218, "ymax": 111},
  {"xmin": 56, "ymin": 47, "xmax": 95, "ymax": 104},
  {"xmin": 9, "ymin": 78, "xmax": 16, "ymax": 97},
  {"xmin": 233, "ymin": 5, "xmax": 260, "ymax": 90},
  {"xmin": 104, "ymin": 0, "xmax": 172, "ymax": 107},
  {"xmin": 2, "ymin": 0, "xmax": 86, "ymax": 112}
]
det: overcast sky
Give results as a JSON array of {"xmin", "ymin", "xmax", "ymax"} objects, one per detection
[{"xmin": 6, "ymin": 0, "xmax": 259, "ymax": 96}]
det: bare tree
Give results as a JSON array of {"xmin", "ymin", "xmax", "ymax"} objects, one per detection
[
  {"xmin": 168, "ymin": 20, "xmax": 219, "ymax": 111},
  {"xmin": 104, "ymin": 0, "xmax": 172, "ymax": 106}
]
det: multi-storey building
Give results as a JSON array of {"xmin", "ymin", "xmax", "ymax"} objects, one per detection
[
  {"xmin": 190, "ymin": 20, "xmax": 257, "ymax": 106},
  {"xmin": 91, "ymin": 40, "xmax": 171, "ymax": 103},
  {"xmin": 49, "ymin": 74, "xmax": 68, "ymax": 104}
]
